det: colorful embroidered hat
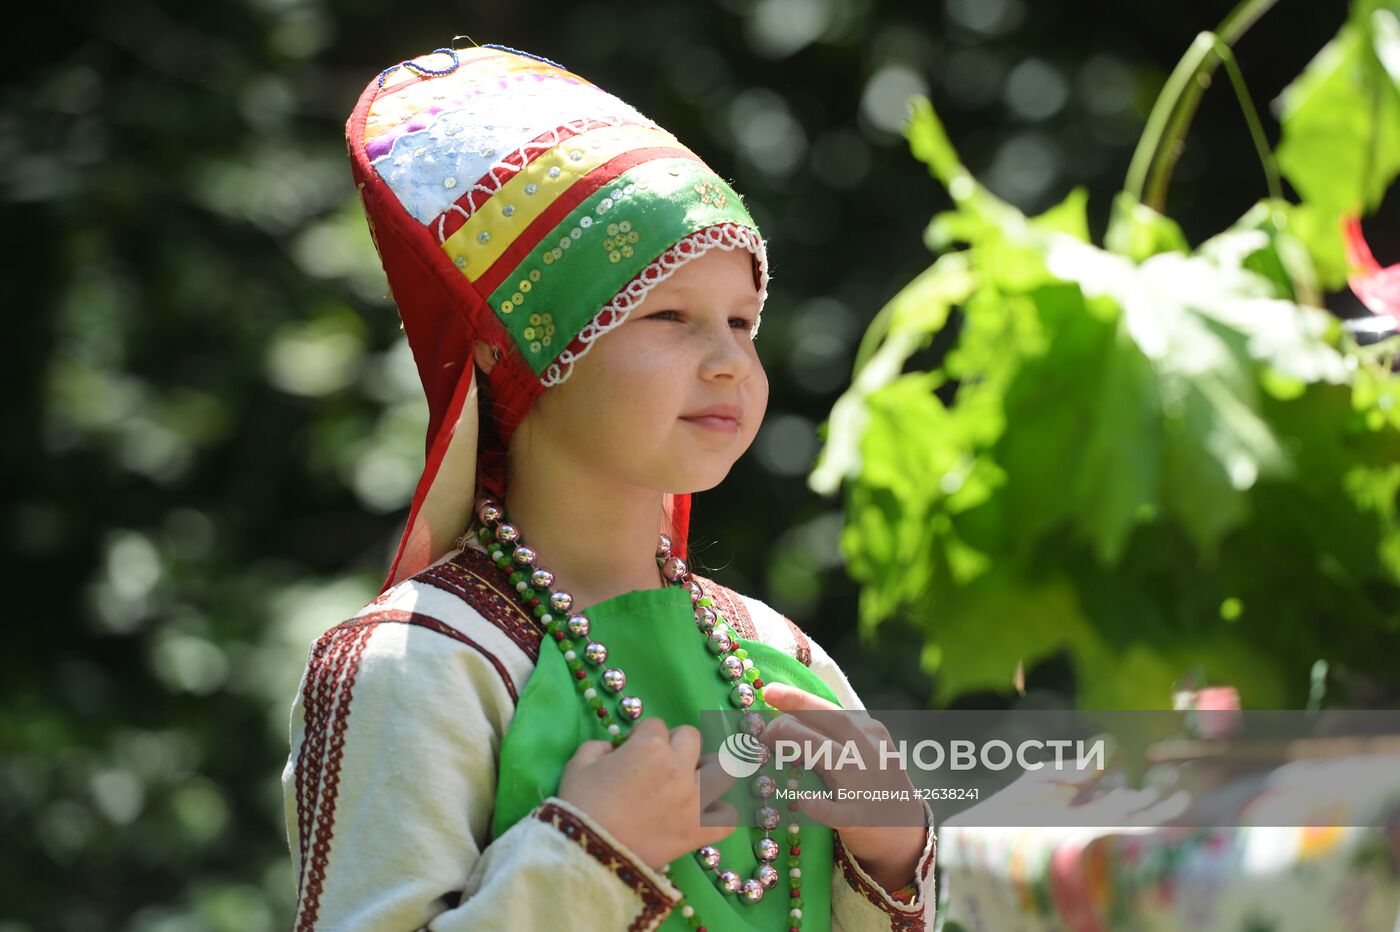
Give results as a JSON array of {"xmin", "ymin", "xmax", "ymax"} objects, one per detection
[{"xmin": 347, "ymin": 44, "xmax": 770, "ymax": 593}]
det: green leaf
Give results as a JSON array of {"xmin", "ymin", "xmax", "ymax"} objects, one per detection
[
  {"xmin": 1031, "ymin": 186, "xmax": 1092, "ymax": 243},
  {"xmin": 1105, "ymin": 191, "xmax": 1191, "ymax": 262},
  {"xmin": 1196, "ymin": 200, "xmax": 1317, "ymax": 304},
  {"xmin": 810, "ymin": 254, "xmax": 974, "ymax": 496},
  {"xmin": 833, "ymin": 50, "xmax": 1400, "ymax": 710},
  {"xmin": 1278, "ymin": 201, "xmax": 1351, "ymax": 291},
  {"xmin": 1274, "ymin": 8, "xmax": 1400, "ymax": 267},
  {"xmin": 925, "ymin": 575, "xmax": 1091, "ymax": 705}
]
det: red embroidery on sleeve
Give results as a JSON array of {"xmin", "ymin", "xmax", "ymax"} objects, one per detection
[
  {"xmin": 690, "ymin": 574, "xmax": 758, "ymax": 640},
  {"xmin": 832, "ymin": 831, "xmax": 934, "ymax": 932},
  {"xmin": 292, "ymin": 607, "xmax": 521, "ymax": 929},
  {"xmin": 535, "ymin": 801, "xmax": 677, "ymax": 931},
  {"xmin": 781, "ymin": 615, "xmax": 812, "ymax": 667},
  {"xmin": 425, "ymin": 545, "xmax": 546, "ymax": 662},
  {"xmin": 295, "ymin": 619, "xmax": 380, "ymax": 931}
]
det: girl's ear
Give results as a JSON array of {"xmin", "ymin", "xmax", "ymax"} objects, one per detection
[{"xmin": 474, "ymin": 339, "xmax": 503, "ymax": 375}]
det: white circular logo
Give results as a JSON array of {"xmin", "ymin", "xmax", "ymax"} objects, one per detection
[{"xmin": 718, "ymin": 732, "xmax": 768, "ymax": 778}]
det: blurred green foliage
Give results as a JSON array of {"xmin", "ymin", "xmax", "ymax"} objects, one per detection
[
  {"xmin": 0, "ymin": 0, "xmax": 1385, "ymax": 927},
  {"xmin": 813, "ymin": 0, "xmax": 1400, "ymax": 709}
]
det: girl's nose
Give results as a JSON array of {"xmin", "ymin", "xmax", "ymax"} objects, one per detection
[{"xmin": 699, "ymin": 326, "xmax": 755, "ymax": 381}]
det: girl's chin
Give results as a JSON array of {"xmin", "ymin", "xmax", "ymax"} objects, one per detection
[{"xmin": 665, "ymin": 464, "xmax": 738, "ymax": 496}]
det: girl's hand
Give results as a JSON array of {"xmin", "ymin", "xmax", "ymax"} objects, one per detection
[
  {"xmin": 558, "ymin": 716, "xmax": 739, "ymax": 870},
  {"xmin": 759, "ymin": 682, "xmax": 928, "ymax": 893}
]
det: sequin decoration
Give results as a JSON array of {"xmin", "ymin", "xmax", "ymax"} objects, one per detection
[
  {"xmin": 694, "ymin": 179, "xmax": 728, "ymax": 209},
  {"xmin": 604, "ymin": 220, "xmax": 641, "ymax": 264},
  {"xmin": 368, "ymin": 75, "xmax": 654, "ymax": 224}
]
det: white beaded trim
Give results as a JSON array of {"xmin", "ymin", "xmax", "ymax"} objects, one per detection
[{"xmin": 539, "ymin": 222, "xmax": 770, "ymax": 387}]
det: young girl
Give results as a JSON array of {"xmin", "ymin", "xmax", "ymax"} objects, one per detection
[{"xmin": 283, "ymin": 43, "xmax": 937, "ymax": 931}]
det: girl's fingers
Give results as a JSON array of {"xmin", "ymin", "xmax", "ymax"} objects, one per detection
[
  {"xmin": 793, "ymin": 792, "xmax": 845, "ymax": 829},
  {"xmin": 696, "ymin": 801, "xmax": 740, "ymax": 843},
  {"xmin": 761, "ymin": 682, "xmax": 872, "ymax": 746},
  {"xmin": 760, "ymin": 682, "xmax": 840, "ymax": 713},
  {"xmin": 696, "ymin": 753, "xmax": 738, "ymax": 808},
  {"xmin": 569, "ymin": 739, "xmax": 614, "ymax": 768},
  {"xmin": 760, "ymin": 712, "xmax": 836, "ymax": 761},
  {"xmin": 629, "ymin": 715, "xmax": 671, "ymax": 742},
  {"xmin": 669, "ymin": 723, "xmax": 701, "ymax": 763}
]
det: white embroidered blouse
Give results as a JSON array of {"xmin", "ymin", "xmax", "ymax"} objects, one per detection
[{"xmin": 282, "ymin": 541, "xmax": 937, "ymax": 930}]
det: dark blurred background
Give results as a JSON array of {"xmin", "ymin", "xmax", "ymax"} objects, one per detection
[{"xmin": 0, "ymin": 0, "xmax": 1370, "ymax": 927}]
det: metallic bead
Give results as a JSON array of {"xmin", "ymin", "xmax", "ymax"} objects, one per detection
[
  {"xmin": 707, "ymin": 630, "xmax": 733, "ymax": 655},
  {"xmin": 751, "ymin": 774, "xmax": 776, "ymax": 798},
  {"xmin": 740, "ymin": 711, "xmax": 767, "ymax": 737},
  {"xmin": 716, "ymin": 870, "xmax": 742, "ymax": 894},
  {"xmin": 740, "ymin": 879, "xmax": 765, "ymax": 904},
  {"xmin": 566, "ymin": 614, "xmax": 591, "ymax": 639},
  {"xmin": 530, "ymin": 568, "xmax": 554, "ymax": 589},
  {"xmin": 730, "ymin": 682, "xmax": 756, "ymax": 709},
  {"xmin": 656, "ymin": 534, "xmax": 672, "ymax": 558},
  {"xmin": 601, "ymin": 668, "xmax": 626, "ymax": 693},
  {"xmin": 697, "ymin": 846, "xmax": 722, "ymax": 870},
  {"xmin": 550, "ymin": 590, "xmax": 573, "ymax": 613},
  {"xmin": 583, "ymin": 641, "xmax": 608, "ymax": 665},
  {"xmin": 755, "ymin": 864, "xmax": 780, "ymax": 889},
  {"xmin": 618, "ymin": 696, "xmax": 643, "ymax": 720},
  {"xmin": 719, "ymin": 655, "xmax": 744, "ymax": 681},
  {"xmin": 755, "ymin": 805, "xmax": 780, "ymax": 831},
  {"xmin": 495, "ymin": 523, "xmax": 519, "ymax": 543},
  {"xmin": 512, "ymin": 545, "xmax": 536, "ymax": 566},
  {"xmin": 661, "ymin": 556, "xmax": 688, "ymax": 581},
  {"xmin": 684, "ymin": 579, "xmax": 705, "ymax": 605},
  {"xmin": 755, "ymin": 837, "xmax": 780, "ymax": 862},
  {"xmin": 696, "ymin": 605, "xmax": 717, "ymax": 632}
]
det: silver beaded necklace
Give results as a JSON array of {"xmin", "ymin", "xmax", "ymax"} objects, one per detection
[{"xmin": 462, "ymin": 496, "xmax": 810, "ymax": 928}]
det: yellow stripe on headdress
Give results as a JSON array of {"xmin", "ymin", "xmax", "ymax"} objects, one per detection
[{"xmin": 441, "ymin": 123, "xmax": 688, "ymax": 282}]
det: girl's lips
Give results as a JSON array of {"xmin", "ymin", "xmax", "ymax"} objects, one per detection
[{"xmin": 682, "ymin": 415, "xmax": 740, "ymax": 434}]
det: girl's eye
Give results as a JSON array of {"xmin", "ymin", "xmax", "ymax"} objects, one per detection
[{"xmin": 646, "ymin": 310, "xmax": 754, "ymax": 330}]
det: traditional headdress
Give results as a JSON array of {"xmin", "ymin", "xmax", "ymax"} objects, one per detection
[{"xmin": 346, "ymin": 44, "xmax": 770, "ymax": 593}]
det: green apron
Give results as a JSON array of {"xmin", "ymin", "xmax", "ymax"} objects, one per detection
[{"xmin": 491, "ymin": 584, "xmax": 838, "ymax": 931}]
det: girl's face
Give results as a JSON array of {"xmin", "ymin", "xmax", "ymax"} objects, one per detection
[{"xmin": 513, "ymin": 246, "xmax": 768, "ymax": 495}]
